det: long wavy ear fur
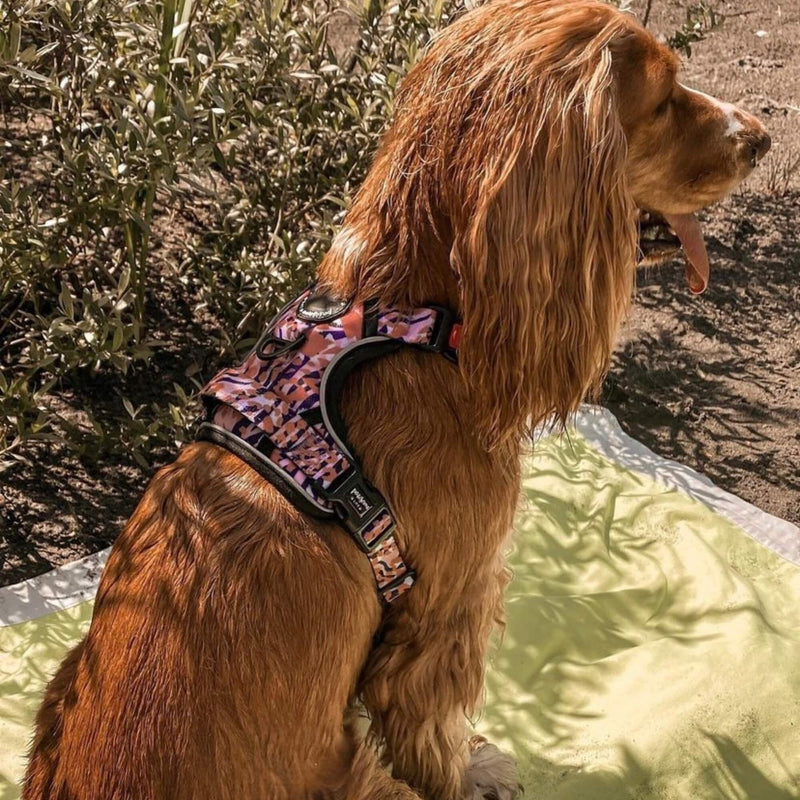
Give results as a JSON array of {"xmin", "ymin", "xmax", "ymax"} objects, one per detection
[
  {"xmin": 320, "ymin": 0, "xmax": 638, "ymax": 449},
  {"xmin": 448, "ymin": 3, "xmax": 637, "ymax": 448}
]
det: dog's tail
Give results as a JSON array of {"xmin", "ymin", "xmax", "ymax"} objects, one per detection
[{"xmin": 22, "ymin": 639, "xmax": 85, "ymax": 800}]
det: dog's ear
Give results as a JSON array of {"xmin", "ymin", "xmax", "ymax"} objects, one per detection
[{"xmin": 451, "ymin": 45, "xmax": 637, "ymax": 449}]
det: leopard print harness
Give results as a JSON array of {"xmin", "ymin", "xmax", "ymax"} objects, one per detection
[{"xmin": 197, "ymin": 288, "xmax": 461, "ymax": 604}]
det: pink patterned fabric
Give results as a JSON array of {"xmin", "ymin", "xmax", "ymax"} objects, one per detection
[{"xmin": 200, "ymin": 289, "xmax": 455, "ymax": 604}]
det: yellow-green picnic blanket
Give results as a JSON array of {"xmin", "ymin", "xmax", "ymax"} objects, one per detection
[{"xmin": 2, "ymin": 409, "xmax": 799, "ymax": 798}]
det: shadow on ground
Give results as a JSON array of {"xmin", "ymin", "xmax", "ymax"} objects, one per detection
[
  {"xmin": 605, "ymin": 190, "xmax": 800, "ymax": 525},
  {"xmin": 0, "ymin": 281, "xmax": 220, "ymax": 585}
]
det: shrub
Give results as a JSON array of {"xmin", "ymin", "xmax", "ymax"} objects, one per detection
[{"xmin": 0, "ymin": 0, "xmax": 454, "ymax": 467}]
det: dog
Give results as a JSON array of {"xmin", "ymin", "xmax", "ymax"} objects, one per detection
[{"xmin": 23, "ymin": 1, "xmax": 769, "ymax": 798}]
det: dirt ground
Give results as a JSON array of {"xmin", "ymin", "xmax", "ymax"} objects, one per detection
[{"xmin": 1, "ymin": 0, "xmax": 798, "ymax": 586}]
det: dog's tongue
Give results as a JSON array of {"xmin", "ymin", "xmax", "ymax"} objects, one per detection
[{"xmin": 663, "ymin": 213, "xmax": 709, "ymax": 294}]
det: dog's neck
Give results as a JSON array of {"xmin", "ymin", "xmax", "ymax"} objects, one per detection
[
  {"xmin": 317, "ymin": 215, "xmax": 459, "ymax": 312},
  {"xmin": 317, "ymin": 140, "xmax": 462, "ymax": 312}
]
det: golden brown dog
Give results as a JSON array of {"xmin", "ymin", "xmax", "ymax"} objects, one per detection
[{"xmin": 24, "ymin": 1, "xmax": 769, "ymax": 798}]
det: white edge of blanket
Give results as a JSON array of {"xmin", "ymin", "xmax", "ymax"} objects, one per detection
[{"xmin": 573, "ymin": 405, "xmax": 800, "ymax": 566}]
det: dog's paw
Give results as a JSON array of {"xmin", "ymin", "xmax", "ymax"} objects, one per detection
[{"xmin": 463, "ymin": 735, "xmax": 522, "ymax": 800}]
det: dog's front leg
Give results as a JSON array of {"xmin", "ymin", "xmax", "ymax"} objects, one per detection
[{"xmin": 360, "ymin": 597, "xmax": 519, "ymax": 800}]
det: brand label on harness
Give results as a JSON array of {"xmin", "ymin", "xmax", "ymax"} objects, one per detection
[{"xmin": 348, "ymin": 485, "xmax": 374, "ymax": 518}]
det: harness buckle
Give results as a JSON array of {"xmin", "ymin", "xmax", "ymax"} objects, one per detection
[
  {"xmin": 326, "ymin": 470, "xmax": 396, "ymax": 554},
  {"xmin": 419, "ymin": 306, "xmax": 458, "ymax": 362}
]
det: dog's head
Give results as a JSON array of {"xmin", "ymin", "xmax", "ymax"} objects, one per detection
[
  {"xmin": 614, "ymin": 24, "xmax": 770, "ymax": 292},
  {"xmin": 322, "ymin": 0, "xmax": 769, "ymax": 447}
]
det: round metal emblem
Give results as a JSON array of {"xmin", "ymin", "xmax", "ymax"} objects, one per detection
[{"xmin": 297, "ymin": 292, "xmax": 352, "ymax": 323}]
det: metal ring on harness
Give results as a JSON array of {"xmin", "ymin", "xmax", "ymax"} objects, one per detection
[{"xmin": 254, "ymin": 331, "xmax": 307, "ymax": 361}]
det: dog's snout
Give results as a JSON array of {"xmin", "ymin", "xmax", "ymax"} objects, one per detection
[
  {"xmin": 737, "ymin": 121, "xmax": 771, "ymax": 167},
  {"xmin": 751, "ymin": 130, "xmax": 772, "ymax": 162}
]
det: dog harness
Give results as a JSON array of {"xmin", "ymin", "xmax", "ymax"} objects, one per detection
[{"xmin": 197, "ymin": 288, "xmax": 461, "ymax": 604}]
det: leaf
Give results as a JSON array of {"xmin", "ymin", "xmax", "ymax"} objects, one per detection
[
  {"xmin": 269, "ymin": 0, "xmax": 285, "ymax": 23},
  {"xmin": 12, "ymin": 66, "xmax": 51, "ymax": 85},
  {"xmin": 18, "ymin": 45, "xmax": 37, "ymax": 64},
  {"xmin": 8, "ymin": 22, "xmax": 20, "ymax": 60},
  {"xmin": 211, "ymin": 143, "xmax": 229, "ymax": 173},
  {"xmin": 35, "ymin": 42, "xmax": 60, "ymax": 58},
  {"xmin": 117, "ymin": 265, "xmax": 131, "ymax": 296},
  {"xmin": 59, "ymin": 283, "xmax": 75, "ymax": 320},
  {"xmin": 112, "ymin": 324, "xmax": 124, "ymax": 351},
  {"xmin": 345, "ymin": 95, "xmax": 361, "ymax": 118}
]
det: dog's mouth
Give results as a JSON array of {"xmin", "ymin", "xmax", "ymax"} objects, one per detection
[{"xmin": 638, "ymin": 210, "xmax": 709, "ymax": 295}]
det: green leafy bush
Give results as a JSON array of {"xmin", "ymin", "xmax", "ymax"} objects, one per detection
[
  {"xmin": 0, "ymin": 0, "xmax": 453, "ymax": 467},
  {"xmin": 666, "ymin": 3, "xmax": 722, "ymax": 56}
]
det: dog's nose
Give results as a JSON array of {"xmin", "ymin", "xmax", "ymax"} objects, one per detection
[
  {"xmin": 752, "ymin": 130, "xmax": 772, "ymax": 162},
  {"xmin": 740, "ymin": 127, "xmax": 771, "ymax": 167}
]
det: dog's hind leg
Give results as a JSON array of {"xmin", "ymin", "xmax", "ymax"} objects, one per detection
[{"xmin": 23, "ymin": 638, "xmax": 85, "ymax": 800}]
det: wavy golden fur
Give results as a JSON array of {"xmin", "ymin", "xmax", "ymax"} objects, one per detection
[
  {"xmin": 24, "ymin": 1, "xmax": 768, "ymax": 798},
  {"xmin": 321, "ymin": 0, "xmax": 637, "ymax": 446}
]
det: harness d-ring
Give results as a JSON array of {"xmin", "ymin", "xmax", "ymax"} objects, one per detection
[{"xmin": 254, "ymin": 331, "xmax": 307, "ymax": 360}]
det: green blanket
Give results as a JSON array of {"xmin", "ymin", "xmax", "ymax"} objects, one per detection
[{"xmin": 2, "ymin": 409, "xmax": 799, "ymax": 798}]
